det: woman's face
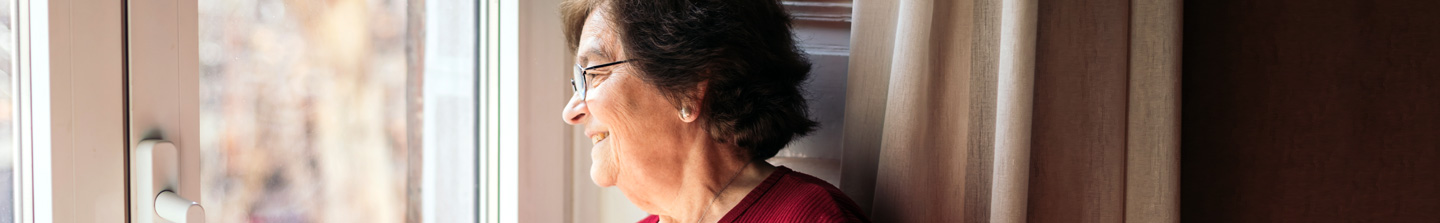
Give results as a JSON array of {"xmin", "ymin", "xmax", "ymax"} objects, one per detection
[{"xmin": 561, "ymin": 8, "xmax": 695, "ymax": 213}]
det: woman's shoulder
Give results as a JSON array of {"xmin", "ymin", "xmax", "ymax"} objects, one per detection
[
  {"xmin": 720, "ymin": 166, "xmax": 871, "ymax": 223},
  {"xmin": 769, "ymin": 167, "xmax": 852, "ymax": 205}
]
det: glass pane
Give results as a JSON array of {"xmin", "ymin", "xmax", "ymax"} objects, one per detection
[
  {"xmin": 198, "ymin": 0, "xmax": 412, "ymax": 222},
  {"xmin": 0, "ymin": 0, "xmax": 13, "ymax": 220}
]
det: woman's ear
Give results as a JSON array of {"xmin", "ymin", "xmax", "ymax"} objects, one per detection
[{"xmin": 679, "ymin": 81, "xmax": 708, "ymax": 123}]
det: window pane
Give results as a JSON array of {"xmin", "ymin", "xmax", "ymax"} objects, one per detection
[
  {"xmin": 0, "ymin": 0, "xmax": 14, "ymax": 220},
  {"xmin": 198, "ymin": 0, "xmax": 411, "ymax": 222}
]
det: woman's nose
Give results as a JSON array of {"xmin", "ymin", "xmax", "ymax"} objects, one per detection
[{"xmin": 562, "ymin": 93, "xmax": 588, "ymax": 125}]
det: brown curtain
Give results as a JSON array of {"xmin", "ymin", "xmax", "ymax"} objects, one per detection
[{"xmin": 839, "ymin": 0, "xmax": 1181, "ymax": 222}]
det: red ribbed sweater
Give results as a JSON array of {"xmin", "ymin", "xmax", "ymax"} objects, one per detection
[{"xmin": 638, "ymin": 166, "xmax": 871, "ymax": 223}]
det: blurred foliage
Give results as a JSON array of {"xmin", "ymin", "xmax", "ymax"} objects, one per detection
[{"xmin": 198, "ymin": 0, "xmax": 409, "ymax": 222}]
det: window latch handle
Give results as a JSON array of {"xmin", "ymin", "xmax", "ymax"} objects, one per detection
[
  {"xmin": 156, "ymin": 191, "xmax": 205, "ymax": 223},
  {"xmin": 131, "ymin": 139, "xmax": 205, "ymax": 223}
]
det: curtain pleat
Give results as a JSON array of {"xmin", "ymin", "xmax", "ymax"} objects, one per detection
[
  {"xmin": 991, "ymin": 0, "xmax": 1038, "ymax": 221},
  {"xmin": 868, "ymin": 0, "xmax": 973, "ymax": 221},
  {"xmin": 839, "ymin": 0, "xmax": 901, "ymax": 214},
  {"xmin": 964, "ymin": 0, "xmax": 1003, "ymax": 221},
  {"xmin": 1124, "ymin": 0, "xmax": 1182, "ymax": 222},
  {"xmin": 841, "ymin": 0, "xmax": 1179, "ymax": 222},
  {"xmin": 1028, "ymin": 0, "xmax": 1133, "ymax": 221}
]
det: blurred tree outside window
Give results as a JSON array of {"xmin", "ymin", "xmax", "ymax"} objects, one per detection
[{"xmin": 198, "ymin": 0, "xmax": 410, "ymax": 222}]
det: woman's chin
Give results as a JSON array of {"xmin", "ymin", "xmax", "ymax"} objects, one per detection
[
  {"xmin": 590, "ymin": 166, "xmax": 617, "ymax": 187},
  {"xmin": 590, "ymin": 140, "xmax": 619, "ymax": 187}
]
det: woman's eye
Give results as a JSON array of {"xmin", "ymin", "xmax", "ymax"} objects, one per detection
[{"xmin": 587, "ymin": 73, "xmax": 605, "ymax": 86}]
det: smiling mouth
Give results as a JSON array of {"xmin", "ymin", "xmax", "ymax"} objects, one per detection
[{"xmin": 590, "ymin": 132, "xmax": 609, "ymax": 144}]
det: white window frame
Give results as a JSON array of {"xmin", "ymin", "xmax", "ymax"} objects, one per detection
[
  {"xmin": 422, "ymin": 0, "xmax": 570, "ymax": 222},
  {"xmin": 11, "ymin": 0, "xmax": 527, "ymax": 222},
  {"xmin": 9, "ymin": 0, "xmax": 589, "ymax": 221},
  {"xmin": 17, "ymin": 0, "xmax": 131, "ymax": 221}
]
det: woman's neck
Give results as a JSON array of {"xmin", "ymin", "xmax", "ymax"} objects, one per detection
[{"xmin": 657, "ymin": 141, "xmax": 777, "ymax": 223}]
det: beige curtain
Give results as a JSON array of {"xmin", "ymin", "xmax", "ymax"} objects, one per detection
[{"xmin": 839, "ymin": 0, "xmax": 1181, "ymax": 222}]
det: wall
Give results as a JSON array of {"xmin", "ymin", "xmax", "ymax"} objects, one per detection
[
  {"xmin": 1182, "ymin": 0, "xmax": 1440, "ymax": 222},
  {"xmin": 769, "ymin": 0, "xmax": 854, "ymax": 188}
]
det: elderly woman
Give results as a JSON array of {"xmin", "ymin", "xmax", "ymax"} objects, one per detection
[{"xmin": 559, "ymin": 0, "xmax": 869, "ymax": 222}]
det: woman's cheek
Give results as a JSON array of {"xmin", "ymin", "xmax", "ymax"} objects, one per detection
[{"xmin": 587, "ymin": 82, "xmax": 623, "ymax": 187}]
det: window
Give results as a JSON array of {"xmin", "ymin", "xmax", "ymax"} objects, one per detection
[
  {"xmin": 1, "ymin": 0, "xmax": 15, "ymax": 220},
  {"xmin": 7, "ymin": 0, "xmax": 560, "ymax": 221},
  {"xmin": 197, "ymin": 0, "xmax": 502, "ymax": 222},
  {"xmin": 197, "ymin": 0, "xmax": 414, "ymax": 221}
]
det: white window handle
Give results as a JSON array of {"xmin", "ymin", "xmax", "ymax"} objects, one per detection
[
  {"xmin": 156, "ymin": 191, "xmax": 205, "ymax": 223},
  {"xmin": 132, "ymin": 139, "xmax": 206, "ymax": 223}
]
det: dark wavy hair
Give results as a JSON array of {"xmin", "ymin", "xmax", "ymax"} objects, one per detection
[{"xmin": 561, "ymin": 0, "xmax": 817, "ymax": 161}]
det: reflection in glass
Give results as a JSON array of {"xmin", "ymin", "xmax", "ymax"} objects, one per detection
[{"xmin": 198, "ymin": 0, "xmax": 410, "ymax": 222}]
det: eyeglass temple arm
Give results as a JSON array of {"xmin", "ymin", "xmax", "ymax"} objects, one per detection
[{"xmin": 584, "ymin": 60, "xmax": 629, "ymax": 70}]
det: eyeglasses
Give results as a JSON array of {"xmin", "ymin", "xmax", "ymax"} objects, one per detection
[{"xmin": 571, "ymin": 60, "xmax": 629, "ymax": 100}]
